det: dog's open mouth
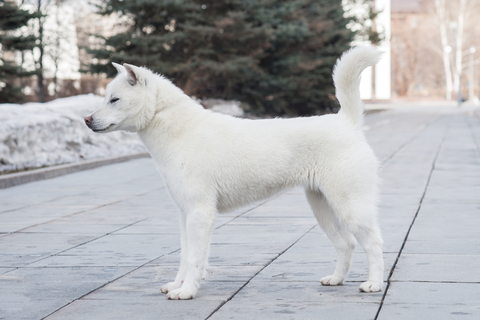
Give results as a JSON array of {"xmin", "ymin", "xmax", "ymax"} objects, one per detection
[{"xmin": 93, "ymin": 123, "xmax": 115, "ymax": 132}]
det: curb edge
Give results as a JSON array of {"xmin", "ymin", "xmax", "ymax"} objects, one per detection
[{"xmin": 0, "ymin": 153, "xmax": 150, "ymax": 189}]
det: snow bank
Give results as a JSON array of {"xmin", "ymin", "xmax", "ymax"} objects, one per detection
[
  {"xmin": 201, "ymin": 99, "xmax": 244, "ymax": 117},
  {"xmin": 0, "ymin": 94, "xmax": 146, "ymax": 174}
]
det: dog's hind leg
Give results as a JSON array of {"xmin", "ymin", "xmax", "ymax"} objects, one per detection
[
  {"xmin": 161, "ymin": 213, "xmax": 188, "ymax": 294},
  {"xmin": 305, "ymin": 189, "xmax": 357, "ymax": 286},
  {"xmin": 166, "ymin": 208, "xmax": 216, "ymax": 300},
  {"xmin": 321, "ymin": 189, "xmax": 384, "ymax": 292},
  {"xmin": 353, "ymin": 220, "xmax": 384, "ymax": 292}
]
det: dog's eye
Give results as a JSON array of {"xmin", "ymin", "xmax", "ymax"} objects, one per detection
[{"xmin": 109, "ymin": 97, "xmax": 119, "ymax": 104}]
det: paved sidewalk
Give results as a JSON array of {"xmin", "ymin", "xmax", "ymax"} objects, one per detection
[{"xmin": 1, "ymin": 104, "xmax": 479, "ymax": 320}]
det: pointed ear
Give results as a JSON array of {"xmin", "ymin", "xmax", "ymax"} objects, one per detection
[
  {"xmin": 112, "ymin": 62, "xmax": 125, "ymax": 74},
  {"xmin": 123, "ymin": 63, "xmax": 144, "ymax": 86}
]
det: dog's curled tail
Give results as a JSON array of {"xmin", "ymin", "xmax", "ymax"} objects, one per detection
[{"xmin": 333, "ymin": 46, "xmax": 383, "ymax": 127}]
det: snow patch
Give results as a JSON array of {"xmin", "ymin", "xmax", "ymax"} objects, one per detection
[
  {"xmin": 200, "ymin": 99, "xmax": 244, "ymax": 117},
  {"xmin": 0, "ymin": 94, "xmax": 146, "ymax": 174}
]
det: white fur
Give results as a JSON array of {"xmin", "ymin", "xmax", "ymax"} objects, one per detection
[{"xmin": 85, "ymin": 47, "xmax": 385, "ymax": 300}]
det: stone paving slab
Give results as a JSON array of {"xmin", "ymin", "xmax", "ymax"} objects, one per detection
[
  {"xmin": 0, "ymin": 266, "xmax": 132, "ymax": 320},
  {"xmin": 391, "ymin": 254, "xmax": 480, "ymax": 282},
  {"xmin": 379, "ymin": 110, "xmax": 480, "ymax": 319},
  {"xmin": 208, "ymin": 282, "xmax": 382, "ymax": 320},
  {"xmin": 377, "ymin": 282, "xmax": 480, "ymax": 320},
  {"xmin": 45, "ymin": 294, "xmax": 230, "ymax": 320},
  {"xmin": 0, "ymin": 233, "xmax": 99, "ymax": 267},
  {"xmin": 0, "ymin": 104, "xmax": 479, "ymax": 319}
]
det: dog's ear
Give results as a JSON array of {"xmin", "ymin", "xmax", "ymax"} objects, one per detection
[
  {"xmin": 123, "ymin": 63, "xmax": 144, "ymax": 86},
  {"xmin": 112, "ymin": 62, "xmax": 125, "ymax": 74}
]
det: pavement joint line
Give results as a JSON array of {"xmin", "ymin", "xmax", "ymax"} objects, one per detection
[
  {"xmin": 0, "ymin": 192, "xmax": 92, "ymax": 215},
  {"xmin": 0, "ymin": 187, "xmax": 165, "ymax": 238},
  {"xmin": 204, "ymin": 224, "xmax": 318, "ymax": 320},
  {"xmin": 201, "ymin": 279, "xmax": 384, "ymax": 283},
  {"xmin": 5, "ymin": 218, "xmax": 150, "ymax": 273},
  {"xmin": 373, "ymin": 114, "xmax": 453, "ymax": 320},
  {"xmin": 16, "ymin": 265, "xmax": 150, "ymax": 268},
  {"xmin": 380, "ymin": 114, "xmax": 442, "ymax": 166},
  {"xmin": 389, "ymin": 280, "xmax": 480, "ymax": 284},
  {"xmin": 146, "ymin": 248, "xmax": 181, "ymax": 263},
  {"xmin": 1, "ymin": 205, "xmax": 93, "ymax": 237}
]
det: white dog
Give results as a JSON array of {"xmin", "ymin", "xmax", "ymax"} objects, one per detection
[{"xmin": 85, "ymin": 47, "xmax": 384, "ymax": 300}]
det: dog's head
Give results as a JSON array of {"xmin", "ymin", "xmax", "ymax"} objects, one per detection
[{"xmin": 84, "ymin": 63, "xmax": 156, "ymax": 133}]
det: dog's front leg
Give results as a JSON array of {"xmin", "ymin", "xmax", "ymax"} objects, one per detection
[
  {"xmin": 166, "ymin": 209, "xmax": 215, "ymax": 300},
  {"xmin": 161, "ymin": 213, "xmax": 188, "ymax": 294}
]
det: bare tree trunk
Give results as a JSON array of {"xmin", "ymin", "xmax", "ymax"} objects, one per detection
[
  {"xmin": 469, "ymin": 47, "xmax": 475, "ymax": 102},
  {"xmin": 53, "ymin": 59, "xmax": 59, "ymax": 98},
  {"xmin": 434, "ymin": 0, "xmax": 453, "ymax": 100},
  {"xmin": 371, "ymin": 0, "xmax": 377, "ymax": 99},
  {"xmin": 37, "ymin": 0, "xmax": 45, "ymax": 103},
  {"xmin": 53, "ymin": 1, "xmax": 61, "ymax": 98},
  {"xmin": 20, "ymin": 51, "xmax": 25, "ymax": 89},
  {"xmin": 453, "ymin": 0, "xmax": 467, "ymax": 99}
]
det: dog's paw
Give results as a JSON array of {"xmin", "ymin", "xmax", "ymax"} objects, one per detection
[
  {"xmin": 166, "ymin": 287, "xmax": 196, "ymax": 300},
  {"xmin": 320, "ymin": 275, "xmax": 344, "ymax": 286},
  {"xmin": 359, "ymin": 280, "xmax": 383, "ymax": 292},
  {"xmin": 161, "ymin": 281, "xmax": 181, "ymax": 294}
]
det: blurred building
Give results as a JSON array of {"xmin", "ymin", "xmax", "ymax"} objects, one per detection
[
  {"xmin": 389, "ymin": 0, "xmax": 479, "ymax": 100},
  {"xmin": 390, "ymin": 0, "xmax": 437, "ymax": 98}
]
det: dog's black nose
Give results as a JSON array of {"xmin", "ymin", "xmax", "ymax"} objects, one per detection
[{"xmin": 84, "ymin": 116, "xmax": 92, "ymax": 128}]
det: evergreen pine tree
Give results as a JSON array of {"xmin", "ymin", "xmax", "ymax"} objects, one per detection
[
  {"xmin": 88, "ymin": 0, "xmax": 269, "ymax": 98},
  {"xmin": 255, "ymin": 0, "xmax": 355, "ymax": 115},
  {"xmin": 88, "ymin": 0, "xmax": 355, "ymax": 116},
  {"xmin": 0, "ymin": 1, "xmax": 40, "ymax": 103}
]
